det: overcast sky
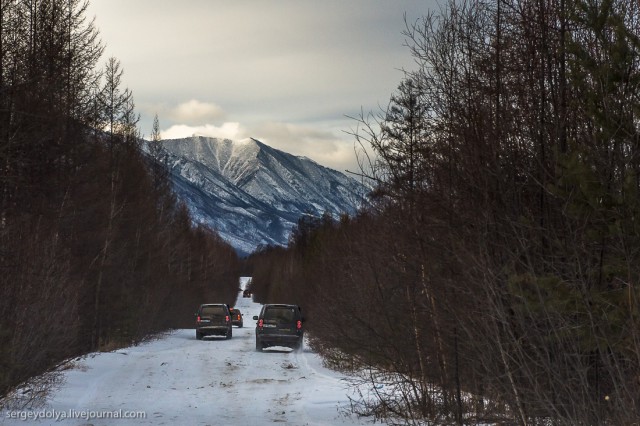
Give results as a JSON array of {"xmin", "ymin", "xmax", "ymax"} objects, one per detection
[{"xmin": 87, "ymin": 1, "xmax": 440, "ymax": 172}]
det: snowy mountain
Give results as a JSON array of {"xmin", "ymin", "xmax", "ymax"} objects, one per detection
[{"xmin": 157, "ymin": 136, "xmax": 367, "ymax": 256}]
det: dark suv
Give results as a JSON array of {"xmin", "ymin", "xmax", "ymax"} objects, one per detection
[
  {"xmin": 195, "ymin": 304, "xmax": 233, "ymax": 340},
  {"xmin": 253, "ymin": 304, "xmax": 304, "ymax": 351}
]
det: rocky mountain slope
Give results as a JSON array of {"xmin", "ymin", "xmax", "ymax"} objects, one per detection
[{"xmin": 156, "ymin": 136, "xmax": 367, "ymax": 255}]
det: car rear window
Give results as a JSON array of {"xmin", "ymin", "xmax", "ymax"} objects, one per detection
[
  {"xmin": 264, "ymin": 307, "xmax": 294, "ymax": 323},
  {"xmin": 200, "ymin": 306, "xmax": 226, "ymax": 316}
]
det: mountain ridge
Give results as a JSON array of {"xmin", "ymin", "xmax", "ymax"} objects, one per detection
[{"xmin": 155, "ymin": 136, "xmax": 367, "ymax": 255}]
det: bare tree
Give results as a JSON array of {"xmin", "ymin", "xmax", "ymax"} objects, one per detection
[{"xmin": 250, "ymin": 0, "xmax": 640, "ymax": 424}]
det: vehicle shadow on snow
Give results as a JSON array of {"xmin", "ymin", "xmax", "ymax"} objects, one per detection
[
  {"xmin": 184, "ymin": 329, "xmax": 253, "ymax": 341},
  {"xmin": 197, "ymin": 337, "xmax": 234, "ymax": 341},
  {"xmin": 259, "ymin": 347, "xmax": 297, "ymax": 354},
  {"xmin": 196, "ymin": 335, "xmax": 252, "ymax": 341}
]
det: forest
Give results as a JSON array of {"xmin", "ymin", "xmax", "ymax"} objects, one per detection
[
  {"xmin": 0, "ymin": 0, "xmax": 239, "ymax": 403},
  {"xmin": 247, "ymin": 0, "xmax": 640, "ymax": 424}
]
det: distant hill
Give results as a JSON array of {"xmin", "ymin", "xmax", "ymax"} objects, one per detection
[{"xmin": 155, "ymin": 136, "xmax": 368, "ymax": 256}]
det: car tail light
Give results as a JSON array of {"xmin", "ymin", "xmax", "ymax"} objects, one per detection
[
  {"xmin": 237, "ymin": 315, "xmax": 241, "ymax": 321},
  {"xmin": 196, "ymin": 316, "xmax": 201, "ymax": 323},
  {"xmin": 296, "ymin": 320, "xmax": 302, "ymax": 330},
  {"xmin": 258, "ymin": 319, "xmax": 263, "ymax": 328},
  {"xmin": 225, "ymin": 315, "xmax": 230, "ymax": 322}
]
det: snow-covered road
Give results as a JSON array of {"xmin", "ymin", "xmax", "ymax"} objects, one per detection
[{"xmin": 1, "ymin": 279, "xmax": 372, "ymax": 426}]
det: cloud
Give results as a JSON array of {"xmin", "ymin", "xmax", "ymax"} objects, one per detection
[
  {"xmin": 167, "ymin": 100, "xmax": 226, "ymax": 125},
  {"xmin": 254, "ymin": 122, "xmax": 336, "ymax": 153},
  {"xmin": 161, "ymin": 122, "xmax": 245, "ymax": 141},
  {"xmin": 89, "ymin": 0, "xmax": 436, "ymax": 174}
]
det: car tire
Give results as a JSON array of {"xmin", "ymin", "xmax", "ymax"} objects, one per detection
[
  {"xmin": 255, "ymin": 339, "xmax": 263, "ymax": 352},
  {"xmin": 238, "ymin": 323, "xmax": 243, "ymax": 328},
  {"xmin": 196, "ymin": 331, "xmax": 203, "ymax": 340},
  {"xmin": 226, "ymin": 328, "xmax": 232, "ymax": 339}
]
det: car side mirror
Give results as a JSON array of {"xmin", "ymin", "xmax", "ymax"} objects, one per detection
[{"xmin": 253, "ymin": 316, "xmax": 258, "ymax": 320}]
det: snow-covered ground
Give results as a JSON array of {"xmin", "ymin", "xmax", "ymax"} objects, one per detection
[{"xmin": 1, "ymin": 278, "xmax": 372, "ymax": 426}]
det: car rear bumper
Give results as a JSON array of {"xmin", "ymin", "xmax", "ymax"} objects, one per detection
[
  {"xmin": 257, "ymin": 333, "xmax": 302, "ymax": 345},
  {"xmin": 197, "ymin": 326, "xmax": 230, "ymax": 336}
]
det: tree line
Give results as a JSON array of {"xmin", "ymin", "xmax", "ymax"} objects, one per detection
[
  {"xmin": 0, "ymin": 0, "xmax": 239, "ymax": 403},
  {"xmin": 247, "ymin": 0, "xmax": 640, "ymax": 424}
]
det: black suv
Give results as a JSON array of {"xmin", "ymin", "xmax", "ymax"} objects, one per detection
[
  {"xmin": 195, "ymin": 304, "xmax": 233, "ymax": 340},
  {"xmin": 253, "ymin": 304, "xmax": 304, "ymax": 351}
]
